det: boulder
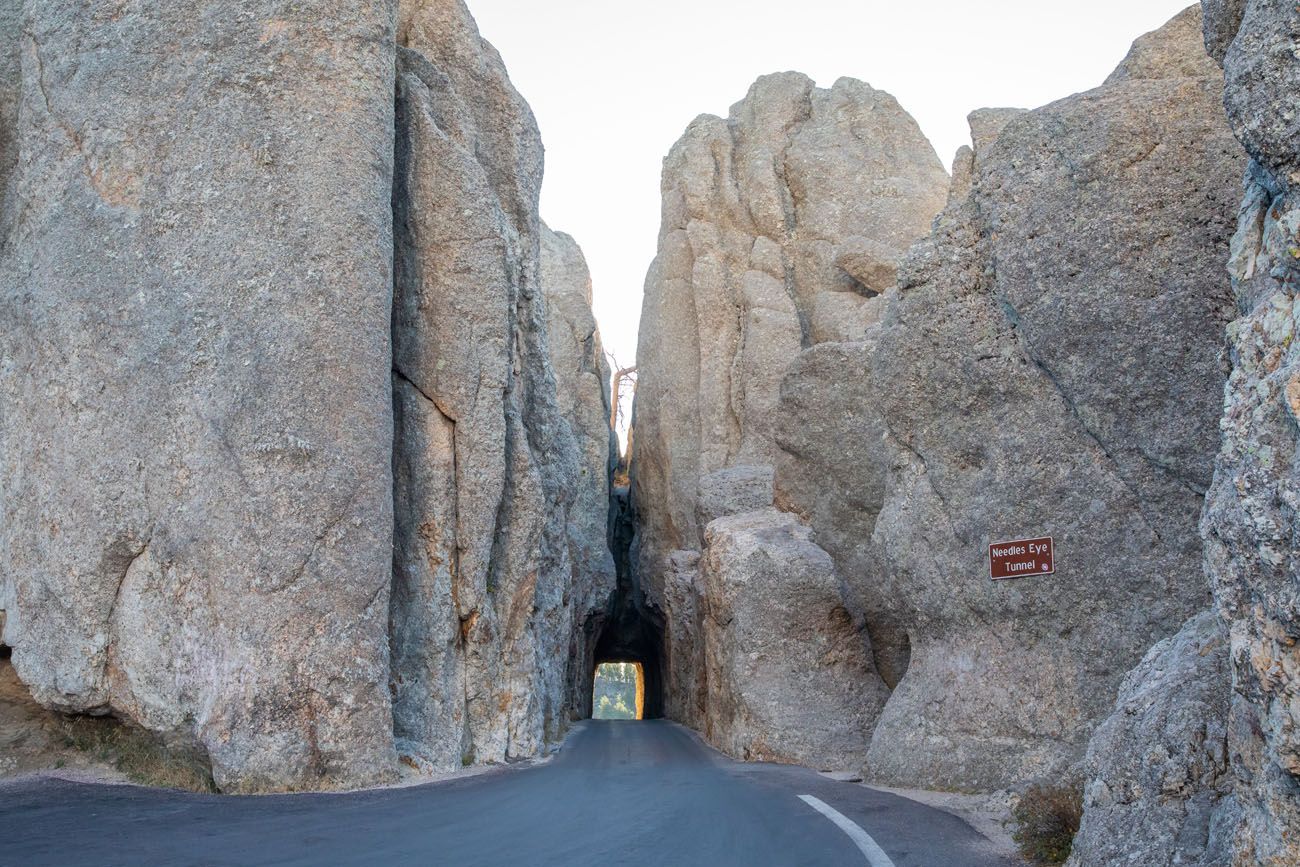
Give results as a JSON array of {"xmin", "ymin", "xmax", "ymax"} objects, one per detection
[{"xmin": 700, "ymin": 510, "xmax": 888, "ymax": 769}]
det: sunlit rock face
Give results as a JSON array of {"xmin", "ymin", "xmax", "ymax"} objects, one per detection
[
  {"xmin": 0, "ymin": 0, "xmax": 401, "ymax": 792},
  {"xmin": 846, "ymin": 6, "xmax": 1244, "ymax": 792},
  {"xmin": 388, "ymin": 0, "xmax": 612, "ymax": 775},
  {"xmin": 1193, "ymin": 2, "xmax": 1300, "ymax": 863},
  {"xmin": 631, "ymin": 72, "xmax": 947, "ymax": 764},
  {"xmin": 1, "ymin": 0, "xmax": 613, "ymax": 792}
]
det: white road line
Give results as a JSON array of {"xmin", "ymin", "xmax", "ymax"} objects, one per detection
[{"xmin": 798, "ymin": 794, "xmax": 898, "ymax": 867}]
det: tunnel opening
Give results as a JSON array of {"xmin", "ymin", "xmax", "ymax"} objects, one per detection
[
  {"xmin": 592, "ymin": 662, "xmax": 643, "ymax": 720},
  {"xmin": 591, "ymin": 601, "xmax": 664, "ymax": 719}
]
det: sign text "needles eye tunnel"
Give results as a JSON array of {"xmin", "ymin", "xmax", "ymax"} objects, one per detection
[{"xmin": 989, "ymin": 537, "xmax": 1054, "ymax": 581}]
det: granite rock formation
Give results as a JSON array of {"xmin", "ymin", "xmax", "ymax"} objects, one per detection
[
  {"xmin": 700, "ymin": 510, "xmax": 887, "ymax": 768},
  {"xmin": 0, "ymin": 0, "xmax": 18, "ymax": 221},
  {"xmin": 1, "ymin": 0, "xmax": 614, "ymax": 792},
  {"xmin": 385, "ymin": 1, "xmax": 617, "ymax": 776},
  {"xmin": 1067, "ymin": 611, "xmax": 1239, "ymax": 867},
  {"xmin": 1083, "ymin": 4, "xmax": 1300, "ymax": 860},
  {"xmin": 856, "ymin": 6, "xmax": 1244, "ymax": 792},
  {"xmin": 539, "ymin": 224, "xmax": 619, "ymax": 729},
  {"xmin": 631, "ymin": 72, "xmax": 948, "ymax": 763},
  {"xmin": 1195, "ymin": 1, "xmax": 1300, "ymax": 862},
  {"xmin": 0, "ymin": 0, "xmax": 401, "ymax": 793}
]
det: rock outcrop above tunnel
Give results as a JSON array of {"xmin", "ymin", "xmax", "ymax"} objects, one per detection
[
  {"xmin": 1067, "ymin": 611, "xmax": 1239, "ymax": 867},
  {"xmin": 1, "ymin": 0, "xmax": 614, "ymax": 792},
  {"xmin": 631, "ymin": 72, "xmax": 948, "ymax": 741},
  {"xmin": 775, "ymin": 6, "xmax": 1245, "ymax": 792},
  {"xmin": 389, "ymin": 2, "xmax": 612, "ymax": 775},
  {"xmin": 1193, "ymin": 2, "xmax": 1300, "ymax": 862}
]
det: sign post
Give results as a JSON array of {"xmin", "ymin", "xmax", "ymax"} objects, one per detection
[{"xmin": 989, "ymin": 537, "xmax": 1054, "ymax": 581}]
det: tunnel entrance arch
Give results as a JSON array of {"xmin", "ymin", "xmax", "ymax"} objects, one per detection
[{"xmin": 590, "ymin": 606, "xmax": 665, "ymax": 719}]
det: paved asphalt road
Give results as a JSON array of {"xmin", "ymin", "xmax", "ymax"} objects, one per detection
[{"xmin": 0, "ymin": 720, "xmax": 1014, "ymax": 866}]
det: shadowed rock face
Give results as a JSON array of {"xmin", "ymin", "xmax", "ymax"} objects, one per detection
[
  {"xmin": 388, "ymin": 0, "xmax": 613, "ymax": 774},
  {"xmin": 539, "ymin": 225, "xmax": 619, "ymax": 727},
  {"xmin": 0, "ymin": 0, "xmax": 18, "ymax": 223},
  {"xmin": 858, "ymin": 6, "xmax": 1243, "ymax": 792},
  {"xmin": 1194, "ymin": 2, "xmax": 1300, "ymax": 863},
  {"xmin": 1, "ymin": 0, "xmax": 613, "ymax": 792},
  {"xmin": 631, "ymin": 72, "xmax": 947, "ymax": 766},
  {"xmin": 0, "ymin": 0, "xmax": 401, "ymax": 793}
]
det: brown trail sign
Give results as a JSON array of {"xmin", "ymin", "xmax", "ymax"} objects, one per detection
[{"xmin": 989, "ymin": 537, "xmax": 1054, "ymax": 581}]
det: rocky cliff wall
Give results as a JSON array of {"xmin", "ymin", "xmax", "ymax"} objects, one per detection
[
  {"xmin": 0, "ymin": 0, "xmax": 613, "ymax": 792},
  {"xmin": 1077, "ymin": 6, "xmax": 1300, "ymax": 862},
  {"xmin": 0, "ymin": 0, "xmax": 18, "ymax": 224},
  {"xmin": 0, "ymin": 0, "xmax": 402, "ymax": 794},
  {"xmin": 1067, "ymin": 611, "xmax": 1239, "ymax": 867},
  {"xmin": 844, "ymin": 6, "xmax": 1245, "ymax": 792},
  {"xmin": 631, "ymin": 72, "xmax": 948, "ymax": 763},
  {"xmin": 539, "ymin": 224, "xmax": 619, "ymax": 730},
  {"xmin": 1195, "ymin": 2, "xmax": 1300, "ymax": 862},
  {"xmin": 631, "ymin": 5, "xmax": 1244, "ymax": 791}
]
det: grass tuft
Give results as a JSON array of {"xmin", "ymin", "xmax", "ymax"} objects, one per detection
[
  {"xmin": 1011, "ymin": 780, "xmax": 1083, "ymax": 864},
  {"xmin": 56, "ymin": 714, "xmax": 216, "ymax": 792}
]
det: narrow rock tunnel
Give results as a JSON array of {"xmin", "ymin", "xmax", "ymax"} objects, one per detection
[
  {"xmin": 588, "ymin": 482, "xmax": 665, "ymax": 719},
  {"xmin": 591, "ymin": 603, "xmax": 664, "ymax": 720}
]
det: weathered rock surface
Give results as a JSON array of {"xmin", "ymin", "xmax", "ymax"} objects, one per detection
[
  {"xmin": 866, "ymin": 6, "xmax": 1243, "ymax": 792},
  {"xmin": 631, "ymin": 72, "xmax": 948, "ymax": 735},
  {"xmin": 1067, "ymin": 611, "xmax": 1238, "ymax": 867},
  {"xmin": 539, "ymin": 223, "xmax": 618, "ymax": 727},
  {"xmin": 776, "ymin": 6, "xmax": 1245, "ymax": 792},
  {"xmin": 388, "ymin": 1, "xmax": 610, "ymax": 774},
  {"xmin": 0, "ymin": 0, "xmax": 18, "ymax": 221},
  {"xmin": 1196, "ymin": 2, "xmax": 1300, "ymax": 862},
  {"xmin": 700, "ymin": 510, "xmax": 887, "ymax": 769},
  {"xmin": 774, "ymin": 337, "xmax": 911, "ymax": 690},
  {"xmin": 0, "ymin": 0, "xmax": 400, "ymax": 793},
  {"xmin": 1, "ymin": 0, "xmax": 614, "ymax": 792}
]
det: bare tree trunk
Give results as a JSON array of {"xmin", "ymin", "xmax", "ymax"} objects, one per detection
[{"xmin": 610, "ymin": 365, "xmax": 637, "ymax": 435}]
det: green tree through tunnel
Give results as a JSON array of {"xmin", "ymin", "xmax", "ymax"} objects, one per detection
[{"xmin": 592, "ymin": 662, "xmax": 644, "ymax": 720}]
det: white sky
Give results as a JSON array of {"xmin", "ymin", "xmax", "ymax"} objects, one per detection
[{"xmin": 469, "ymin": 0, "xmax": 1198, "ymax": 368}]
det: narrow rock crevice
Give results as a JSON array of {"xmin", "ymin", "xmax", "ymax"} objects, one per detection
[{"xmin": 590, "ymin": 483, "xmax": 665, "ymax": 719}]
